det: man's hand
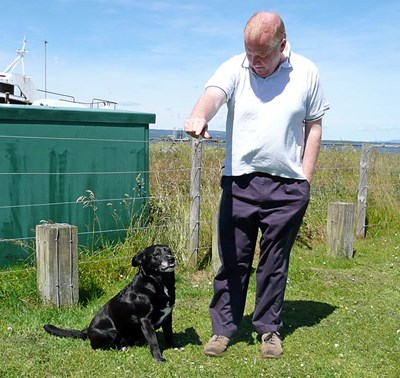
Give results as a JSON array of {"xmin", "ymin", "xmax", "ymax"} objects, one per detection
[
  {"xmin": 184, "ymin": 117, "xmax": 211, "ymax": 139},
  {"xmin": 183, "ymin": 87, "xmax": 226, "ymax": 139}
]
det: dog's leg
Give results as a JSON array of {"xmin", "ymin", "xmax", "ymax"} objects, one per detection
[
  {"xmin": 140, "ymin": 318, "xmax": 165, "ymax": 362},
  {"xmin": 161, "ymin": 313, "xmax": 175, "ymax": 348},
  {"xmin": 89, "ymin": 328, "xmax": 122, "ymax": 350}
]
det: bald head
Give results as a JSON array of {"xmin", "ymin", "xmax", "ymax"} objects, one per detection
[
  {"xmin": 243, "ymin": 12, "xmax": 287, "ymax": 78},
  {"xmin": 244, "ymin": 12, "xmax": 286, "ymax": 52}
]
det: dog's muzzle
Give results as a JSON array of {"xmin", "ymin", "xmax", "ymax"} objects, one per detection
[{"xmin": 161, "ymin": 256, "xmax": 176, "ymax": 272}]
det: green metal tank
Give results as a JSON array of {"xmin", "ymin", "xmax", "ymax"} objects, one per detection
[{"xmin": 0, "ymin": 105, "xmax": 155, "ymax": 267}]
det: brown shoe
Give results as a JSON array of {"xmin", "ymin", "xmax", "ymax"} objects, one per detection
[
  {"xmin": 261, "ymin": 332, "xmax": 283, "ymax": 358},
  {"xmin": 204, "ymin": 335, "xmax": 230, "ymax": 356}
]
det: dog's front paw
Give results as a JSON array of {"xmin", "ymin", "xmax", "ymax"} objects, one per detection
[{"xmin": 155, "ymin": 356, "xmax": 166, "ymax": 363}]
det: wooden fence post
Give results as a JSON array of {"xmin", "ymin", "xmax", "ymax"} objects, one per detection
[
  {"xmin": 189, "ymin": 137, "xmax": 203, "ymax": 267},
  {"xmin": 326, "ymin": 202, "xmax": 355, "ymax": 258},
  {"xmin": 211, "ymin": 209, "xmax": 221, "ymax": 275},
  {"xmin": 356, "ymin": 143, "xmax": 373, "ymax": 238},
  {"xmin": 36, "ymin": 223, "xmax": 79, "ymax": 307}
]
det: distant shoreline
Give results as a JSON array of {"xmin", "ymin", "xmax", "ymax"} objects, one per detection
[{"xmin": 149, "ymin": 129, "xmax": 400, "ymax": 148}]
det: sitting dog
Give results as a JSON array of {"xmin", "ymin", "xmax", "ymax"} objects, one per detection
[{"xmin": 43, "ymin": 244, "xmax": 176, "ymax": 362}]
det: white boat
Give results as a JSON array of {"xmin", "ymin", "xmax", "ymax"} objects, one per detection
[{"xmin": 0, "ymin": 39, "xmax": 117, "ymax": 109}]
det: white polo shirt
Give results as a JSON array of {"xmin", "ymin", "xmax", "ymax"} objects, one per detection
[{"xmin": 205, "ymin": 43, "xmax": 330, "ymax": 179}]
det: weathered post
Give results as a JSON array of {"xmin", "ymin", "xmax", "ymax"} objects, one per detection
[
  {"xmin": 189, "ymin": 137, "xmax": 203, "ymax": 267},
  {"xmin": 326, "ymin": 202, "xmax": 355, "ymax": 258},
  {"xmin": 211, "ymin": 209, "xmax": 221, "ymax": 275},
  {"xmin": 356, "ymin": 143, "xmax": 373, "ymax": 238},
  {"xmin": 36, "ymin": 223, "xmax": 79, "ymax": 307}
]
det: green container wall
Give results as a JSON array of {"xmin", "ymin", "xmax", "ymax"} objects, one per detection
[{"xmin": 0, "ymin": 105, "xmax": 155, "ymax": 267}]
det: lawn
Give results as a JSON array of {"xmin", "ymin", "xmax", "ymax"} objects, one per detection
[
  {"xmin": 0, "ymin": 144, "xmax": 399, "ymax": 377},
  {"xmin": 0, "ymin": 232, "xmax": 399, "ymax": 377}
]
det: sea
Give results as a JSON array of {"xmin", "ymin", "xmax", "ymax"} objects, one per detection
[{"xmin": 149, "ymin": 129, "xmax": 400, "ymax": 155}]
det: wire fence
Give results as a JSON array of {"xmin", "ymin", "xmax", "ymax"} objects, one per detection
[{"xmin": 1, "ymin": 135, "xmax": 399, "ymax": 268}]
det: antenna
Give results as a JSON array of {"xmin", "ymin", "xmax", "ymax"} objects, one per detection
[{"xmin": 44, "ymin": 40, "xmax": 48, "ymax": 98}]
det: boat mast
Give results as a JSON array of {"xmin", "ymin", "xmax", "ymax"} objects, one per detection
[{"xmin": 4, "ymin": 38, "xmax": 27, "ymax": 74}]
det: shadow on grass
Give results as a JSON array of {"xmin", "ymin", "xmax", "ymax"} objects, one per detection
[
  {"xmin": 281, "ymin": 300, "xmax": 337, "ymax": 338},
  {"xmin": 127, "ymin": 327, "xmax": 201, "ymax": 352},
  {"xmin": 232, "ymin": 300, "xmax": 337, "ymax": 345},
  {"xmin": 79, "ymin": 283, "xmax": 106, "ymax": 306},
  {"xmin": 161, "ymin": 327, "xmax": 202, "ymax": 349}
]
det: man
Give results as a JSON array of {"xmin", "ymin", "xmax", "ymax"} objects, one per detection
[{"xmin": 184, "ymin": 11, "xmax": 329, "ymax": 358}]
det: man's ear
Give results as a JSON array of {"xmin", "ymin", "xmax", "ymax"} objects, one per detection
[{"xmin": 280, "ymin": 38, "xmax": 287, "ymax": 52}]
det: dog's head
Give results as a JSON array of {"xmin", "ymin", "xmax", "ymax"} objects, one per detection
[{"xmin": 132, "ymin": 244, "xmax": 176, "ymax": 274}]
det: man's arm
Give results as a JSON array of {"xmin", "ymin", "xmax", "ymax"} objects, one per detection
[
  {"xmin": 184, "ymin": 87, "xmax": 226, "ymax": 139},
  {"xmin": 302, "ymin": 119, "xmax": 322, "ymax": 183}
]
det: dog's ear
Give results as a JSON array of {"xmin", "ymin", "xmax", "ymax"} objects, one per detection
[{"xmin": 132, "ymin": 250, "xmax": 144, "ymax": 267}]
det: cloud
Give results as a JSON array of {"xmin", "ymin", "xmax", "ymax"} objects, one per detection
[{"xmin": 1, "ymin": 0, "xmax": 399, "ymax": 140}]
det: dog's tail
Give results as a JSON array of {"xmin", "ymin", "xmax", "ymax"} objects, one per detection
[{"xmin": 43, "ymin": 324, "xmax": 88, "ymax": 340}]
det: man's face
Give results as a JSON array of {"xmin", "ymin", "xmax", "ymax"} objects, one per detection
[{"xmin": 245, "ymin": 39, "xmax": 286, "ymax": 78}]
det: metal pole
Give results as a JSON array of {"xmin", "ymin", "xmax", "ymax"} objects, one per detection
[{"xmin": 44, "ymin": 40, "xmax": 48, "ymax": 98}]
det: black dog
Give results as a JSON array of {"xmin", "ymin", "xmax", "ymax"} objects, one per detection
[{"xmin": 43, "ymin": 244, "xmax": 176, "ymax": 362}]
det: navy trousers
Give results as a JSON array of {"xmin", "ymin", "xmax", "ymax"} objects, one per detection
[{"xmin": 210, "ymin": 172, "xmax": 310, "ymax": 337}]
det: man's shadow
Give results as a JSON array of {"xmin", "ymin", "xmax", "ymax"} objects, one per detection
[{"xmin": 232, "ymin": 300, "xmax": 337, "ymax": 345}]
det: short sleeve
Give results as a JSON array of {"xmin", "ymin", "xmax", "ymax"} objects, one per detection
[
  {"xmin": 204, "ymin": 54, "xmax": 244, "ymax": 101},
  {"xmin": 305, "ymin": 67, "xmax": 330, "ymax": 121}
]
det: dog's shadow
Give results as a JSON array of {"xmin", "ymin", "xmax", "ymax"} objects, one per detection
[
  {"xmin": 159, "ymin": 326, "xmax": 202, "ymax": 349},
  {"xmin": 120, "ymin": 326, "xmax": 201, "ymax": 351},
  {"xmin": 232, "ymin": 300, "xmax": 337, "ymax": 345}
]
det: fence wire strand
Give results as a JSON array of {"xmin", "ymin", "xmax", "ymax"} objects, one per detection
[{"xmin": 1, "ymin": 139, "xmax": 399, "ymax": 259}]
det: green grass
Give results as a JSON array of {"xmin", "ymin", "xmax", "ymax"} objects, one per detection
[
  {"xmin": 1, "ymin": 144, "xmax": 399, "ymax": 377},
  {"xmin": 1, "ymin": 234, "xmax": 399, "ymax": 377}
]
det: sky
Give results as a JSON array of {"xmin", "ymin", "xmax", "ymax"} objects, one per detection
[{"xmin": 1, "ymin": 0, "xmax": 399, "ymax": 142}]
